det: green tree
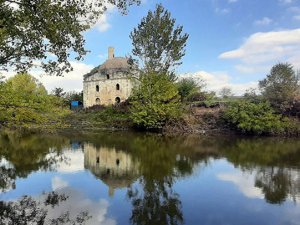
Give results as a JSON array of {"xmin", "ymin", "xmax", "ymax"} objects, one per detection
[
  {"xmin": 223, "ymin": 100, "xmax": 285, "ymax": 135},
  {"xmin": 0, "ymin": 73, "xmax": 69, "ymax": 127},
  {"xmin": 65, "ymin": 91, "xmax": 83, "ymax": 102},
  {"xmin": 129, "ymin": 4, "xmax": 188, "ymax": 80},
  {"xmin": 259, "ymin": 63, "xmax": 300, "ymax": 112},
  {"xmin": 219, "ymin": 87, "xmax": 233, "ymax": 99},
  {"xmin": 176, "ymin": 78, "xmax": 204, "ymax": 102},
  {"xmin": 51, "ymin": 87, "xmax": 66, "ymax": 98},
  {"xmin": 0, "ymin": 0, "xmax": 140, "ymax": 76},
  {"xmin": 130, "ymin": 72, "xmax": 181, "ymax": 129}
]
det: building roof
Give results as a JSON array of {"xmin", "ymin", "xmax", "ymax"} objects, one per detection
[{"xmin": 84, "ymin": 57, "xmax": 131, "ymax": 80}]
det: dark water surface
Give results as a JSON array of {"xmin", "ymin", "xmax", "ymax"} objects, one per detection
[{"xmin": 0, "ymin": 131, "xmax": 300, "ymax": 225}]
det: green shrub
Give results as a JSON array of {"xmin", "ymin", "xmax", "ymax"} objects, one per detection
[
  {"xmin": 130, "ymin": 72, "xmax": 181, "ymax": 129},
  {"xmin": 223, "ymin": 100, "xmax": 285, "ymax": 135}
]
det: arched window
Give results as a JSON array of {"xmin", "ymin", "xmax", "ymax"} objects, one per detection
[
  {"xmin": 96, "ymin": 85, "xmax": 99, "ymax": 92},
  {"xmin": 116, "ymin": 84, "xmax": 120, "ymax": 90},
  {"xmin": 115, "ymin": 97, "xmax": 120, "ymax": 104},
  {"xmin": 96, "ymin": 98, "xmax": 100, "ymax": 105},
  {"xmin": 106, "ymin": 74, "xmax": 110, "ymax": 79}
]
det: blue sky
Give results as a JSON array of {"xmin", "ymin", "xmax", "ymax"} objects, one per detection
[{"xmin": 4, "ymin": 0, "xmax": 300, "ymax": 94}]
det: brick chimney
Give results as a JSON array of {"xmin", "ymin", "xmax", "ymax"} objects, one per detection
[{"xmin": 108, "ymin": 47, "xmax": 114, "ymax": 59}]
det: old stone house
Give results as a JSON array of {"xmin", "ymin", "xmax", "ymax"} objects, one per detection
[{"xmin": 83, "ymin": 47, "xmax": 134, "ymax": 108}]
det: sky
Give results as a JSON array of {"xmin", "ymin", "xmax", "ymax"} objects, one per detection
[{"xmin": 3, "ymin": 0, "xmax": 300, "ymax": 95}]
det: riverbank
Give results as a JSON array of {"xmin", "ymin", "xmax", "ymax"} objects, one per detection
[{"xmin": 1, "ymin": 103, "xmax": 299, "ymax": 137}]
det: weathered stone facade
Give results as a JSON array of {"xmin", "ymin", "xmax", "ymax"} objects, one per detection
[{"xmin": 83, "ymin": 47, "xmax": 134, "ymax": 107}]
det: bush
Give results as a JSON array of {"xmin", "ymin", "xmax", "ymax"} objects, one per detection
[
  {"xmin": 130, "ymin": 72, "xmax": 181, "ymax": 129},
  {"xmin": 223, "ymin": 100, "xmax": 286, "ymax": 135},
  {"xmin": 186, "ymin": 92, "xmax": 207, "ymax": 102}
]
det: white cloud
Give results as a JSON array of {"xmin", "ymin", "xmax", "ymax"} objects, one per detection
[
  {"xmin": 254, "ymin": 17, "xmax": 273, "ymax": 26},
  {"xmin": 179, "ymin": 71, "xmax": 257, "ymax": 96},
  {"xmin": 93, "ymin": 3, "xmax": 116, "ymax": 32},
  {"xmin": 279, "ymin": 0, "xmax": 295, "ymax": 4},
  {"xmin": 217, "ymin": 172, "xmax": 264, "ymax": 199},
  {"xmin": 215, "ymin": 7, "xmax": 230, "ymax": 14},
  {"xmin": 228, "ymin": 0, "xmax": 238, "ymax": 3},
  {"xmin": 52, "ymin": 176, "xmax": 69, "ymax": 190},
  {"xmin": 55, "ymin": 150, "xmax": 85, "ymax": 173},
  {"xmin": 219, "ymin": 28, "xmax": 300, "ymax": 73},
  {"xmin": 1, "ymin": 61, "xmax": 94, "ymax": 92},
  {"xmin": 43, "ymin": 186, "xmax": 116, "ymax": 225}
]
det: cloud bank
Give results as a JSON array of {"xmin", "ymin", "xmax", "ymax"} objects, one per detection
[{"xmin": 219, "ymin": 28, "xmax": 300, "ymax": 74}]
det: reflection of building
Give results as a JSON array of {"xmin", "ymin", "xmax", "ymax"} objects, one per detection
[{"xmin": 84, "ymin": 143, "xmax": 139, "ymax": 196}]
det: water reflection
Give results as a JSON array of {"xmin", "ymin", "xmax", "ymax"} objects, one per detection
[
  {"xmin": 0, "ymin": 191, "xmax": 91, "ymax": 225},
  {"xmin": 84, "ymin": 143, "xmax": 139, "ymax": 196},
  {"xmin": 0, "ymin": 131, "xmax": 69, "ymax": 193},
  {"xmin": 1, "ymin": 131, "xmax": 300, "ymax": 224},
  {"xmin": 222, "ymin": 138, "xmax": 300, "ymax": 204}
]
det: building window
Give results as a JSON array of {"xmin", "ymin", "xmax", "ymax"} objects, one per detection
[
  {"xmin": 116, "ymin": 84, "xmax": 120, "ymax": 90},
  {"xmin": 106, "ymin": 74, "xmax": 110, "ymax": 79},
  {"xmin": 96, "ymin": 85, "xmax": 99, "ymax": 92},
  {"xmin": 96, "ymin": 98, "xmax": 100, "ymax": 105},
  {"xmin": 115, "ymin": 97, "xmax": 120, "ymax": 104}
]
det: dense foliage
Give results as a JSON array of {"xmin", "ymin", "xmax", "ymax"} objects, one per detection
[
  {"xmin": 130, "ymin": 72, "xmax": 181, "ymax": 129},
  {"xmin": 176, "ymin": 78, "xmax": 203, "ymax": 102},
  {"xmin": 223, "ymin": 100, "xmax": 286, "ymax": 135},
  {"xmin": 0, "ymin": 0, "xmax": 140, "ymax": 75},
  {"xmin": 130, "ymin": 4, "xmax": 188, "ymax": 80},
  {"xmin": 259, "ymin": 63, "xmax": 300, "ymax": 112},
  {"xmin": 0, "ymin": 73, "xmax": 69, "ymax": 128}
]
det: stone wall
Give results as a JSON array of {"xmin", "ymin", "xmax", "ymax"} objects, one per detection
[{"xmin": 83, "ymin": 70, "xmax": 133, "ymax": 107}]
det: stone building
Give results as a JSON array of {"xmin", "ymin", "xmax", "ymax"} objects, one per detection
[{"xmin": 83, "ymin": 47, "xmax": 134, "ymax": 107}]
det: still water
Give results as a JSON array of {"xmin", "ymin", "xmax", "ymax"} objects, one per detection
[{"xmin": 0, "ymin": 131, "xmax": 300, "ymax": 225}]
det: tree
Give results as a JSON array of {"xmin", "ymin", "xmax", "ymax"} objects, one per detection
[
  {"xmin": 52, "ymin": 87, "xmax": 66, "ymax": 98},
  {"xmin": 65, "ymin": 91, "xmax": 83, "ymax": 102},
  {"xmin": 176, "ymin": 78, "xmax": 204, "ymax": 102},
  {"xmin": 219, "ymin": 87, "xmax": 233, "ymax": 99},
  {"xmin": 129, "ymin": 4, "xmax": 188, "ymax": 80},
  {"xmin": 130, "ymin": 72, "xmax": 181, "ymax": 129},
  {"xmin": 0, "ymin": 0, "xmax": 140, "ymax": 76},
  {"xmin": 259, "ymin": 63, "xmax": 300, "ymax": 112},
  {"xmin": 0, "ymin": 73, "xmax": 69, "ymax": 127}
]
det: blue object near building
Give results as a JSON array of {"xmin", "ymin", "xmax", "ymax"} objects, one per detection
[{"xmin": 70, "ymin": 101, "xmax": 83, "ymax": 110}]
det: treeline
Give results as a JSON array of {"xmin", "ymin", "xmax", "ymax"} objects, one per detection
[
  {"xmin": 0, "ymin": 73, "xmax": 70, "ymax": 129},
  {"xmin": 223, "ymin": 63, "xmax": 300, "ymax": 136}
]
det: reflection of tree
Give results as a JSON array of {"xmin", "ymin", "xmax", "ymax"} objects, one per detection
[
  {"xmin": 0, "ymin": 131, "xmax": 69, "ymax": 192},
  {"xmin": 224, "ymin": 138, "xmax": 300, "ymax": 204},
  {"xmin": 255, "ymin": 167, "xmax": 300, "ymax": 204},
  {"xmin": 128, "ymin": 179, "xmax": 183, "ymax": 225},
  {"xmin": 126, "ymin": 136, "xmax": 193, "ymax": 225},
  {"xmin": 0, "ymin": 166, "xmax": 16, "ymax": 192},
  {"xmin": 0, "ymin": 192, "xmax": 91, "ymax": 225}
]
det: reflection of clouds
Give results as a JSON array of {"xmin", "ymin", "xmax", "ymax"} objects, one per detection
[
  {"xmin": 46, "ymin": 178, "xmax": 116, "ymax": 225},
  {"xmin": 56, "ymin": 150, "xmax": 84, "ymax": 173},
  {"xmin": 52, "ymin": 176, "xmax": 68, "ymax": 190},
  {"xmin": 217, "ymin": 172, "xmax": 264, "ymax": 199}
]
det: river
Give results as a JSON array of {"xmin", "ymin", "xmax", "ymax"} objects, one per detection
[{"xmin": 0, "ymin": 131, "xmax": 300, "ymax": 225}]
